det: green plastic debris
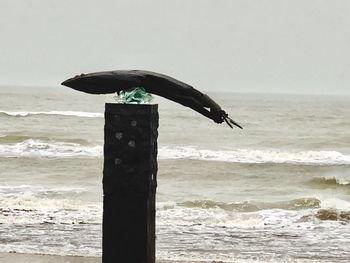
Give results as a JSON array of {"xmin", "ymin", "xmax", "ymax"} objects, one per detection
[{"xmin": 114, "ymin": 87, "xmax": 153, "ymax": 104}]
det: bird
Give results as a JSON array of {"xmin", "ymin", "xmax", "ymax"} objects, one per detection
[{"xmin": 61, "ymin": 70, "xmax": 242, "ymax": 129}]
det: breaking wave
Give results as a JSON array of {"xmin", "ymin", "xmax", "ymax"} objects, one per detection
[
  {"xmin": 1, "ymin": 191, "xmax": 349, "ymax": 259},
  {"xmin": 316, "ymin": 209, "xmax": 350, "ymax": 222},
  {"xmin": 1, "ymin": 141, "xmax": 350, "ymax": 165},
  {"xmin": 0, "ymin": 193, "xmax": 101, "ymax": 225},
  {"xmin": 0, "ymin": 110, "xmax": 103, "ymax": 118},
  {"xmin": 159, "ymin": 146, "xmax": 350, "ymax": 165},
  {"xmin": 179, "ymin": 198, "xmax": 322, "ymax": 212},
  {"xmin": 1, "ymin": 192, "xmax": 349, "ymax": 228},
  {"xmin": 308, "ymin": 176, "xmax": 350, "ymax": 187},
  {"xmin": 0, "ymin": 134, "xmax": 90, "ymax": 145},
  {"xmin": 0, "ymin": 139, "xmax": 101, "ymax": 158}
]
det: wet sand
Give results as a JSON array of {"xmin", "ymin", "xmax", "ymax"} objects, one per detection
[{"xmin": 0, "ymin": 253, "xmax": 222, "ymax": 263}]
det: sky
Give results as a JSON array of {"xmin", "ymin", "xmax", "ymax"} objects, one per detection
[{"xmin": 0, "ymin": 0, "xmax": 349, "ymax": 95}]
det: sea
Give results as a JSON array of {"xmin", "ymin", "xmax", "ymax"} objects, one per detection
[{"xmin": 0, "ymin": 86, "xmax": 349, "ymax": 263}]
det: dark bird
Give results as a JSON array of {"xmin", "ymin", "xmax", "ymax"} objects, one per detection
[{"xmin": 61, "ymin": 70, "xmax": 242, "ymax": 129}]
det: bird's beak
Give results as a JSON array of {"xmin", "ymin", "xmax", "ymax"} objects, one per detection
[{"xmin": 61, "ymin": 79, "xmax": 70, "ymax": 87}]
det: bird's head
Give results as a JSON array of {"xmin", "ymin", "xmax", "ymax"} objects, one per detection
[{"xmin": 61, "ymin": 71, "xmax": 142, "ymax": 94}]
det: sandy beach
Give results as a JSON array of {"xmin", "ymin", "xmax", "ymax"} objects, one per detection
[
  {"xmin": 0, "ymin": 253, "xmax": 100, "ymax": 263},
  {"xmin": 0, "ymin": 253, "xmax": 221, "ymax": 263}
]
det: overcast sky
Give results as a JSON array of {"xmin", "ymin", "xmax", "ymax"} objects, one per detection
[{"xmin": 0, "ymin": 0, "xmax": 349, "ymax": 95}]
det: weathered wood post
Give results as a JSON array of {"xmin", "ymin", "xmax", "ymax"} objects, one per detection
[{"xmin": 103, "ymin": 103, "xmax": 158, "ymax": 263}]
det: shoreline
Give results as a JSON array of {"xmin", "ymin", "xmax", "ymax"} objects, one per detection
[{"xmin": 0, "ymin": 253, "xmax": 221, "ymax": 263}]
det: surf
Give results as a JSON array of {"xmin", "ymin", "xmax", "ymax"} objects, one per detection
[{"xmin": 0, "ymin": 110, "xmax": 103, "ymax": 118}]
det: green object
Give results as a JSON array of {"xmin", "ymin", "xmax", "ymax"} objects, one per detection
[{"xmin": 114, "ymin": 87, "xmax": 153, "ymax": 104}]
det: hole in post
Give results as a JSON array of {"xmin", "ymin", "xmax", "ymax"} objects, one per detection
[
  {"xmin": 115, "ymin": 132, "xmax": 123, "ymax": 140},
  {"xmin": 128, "ymin": 140, "xmax": 136, "ymax": 147},
  {"xmin": 130, "ymin": 120, "xmax": 137, "ymax": 127},
  {"xmin": 114, "ymin": 158, "xmax": 122, "ymax": 165}
]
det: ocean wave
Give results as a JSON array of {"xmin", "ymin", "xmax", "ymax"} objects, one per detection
[
  {"xmin": 320, "ymin": 197, "xmax": 350, "ymax": 210},
  {"xmin": 308, "ymin": 176, "xmax": 350, "ymax": 187},
  {"xmin": 0, "ymin": 139, "xmax": 102, "ymax": 158},
  {"xmin": 1, "ymin": 194, "xmax": 349, "ymax": 261},
  {"xmin": 0, "ymin": 134, "xmax": 90, "ymax": 145},
  {"xmin": 179, "ymin": 198, "xmax": 321, "ymax": 212},
  {"xmin": 0, "ymin": 185, "xmax": 88, "ymax": 196},
  {"xmin": 159, "ymin": 200, "xmax": 350, "ymax": 229},
  {"xmin": 316, "ymin": 209, "xmax": 350, "ymax": 222},
  {"xmin": 0, "ymin": 193, "xmax": 101, "ymax": 225},
  {"xmin": 1, "ymin": 140, "xmax": 350, "ymax": 165},
  {"xmin": 1, "ymin": 193, "xmax": 349, "ymax": 262},
  {"xmin": 159, "ymin": 146, "xmax": 350, "ymax": 165},
  {"xmin": 2, "ymin": 193, "xmax": 349, "ymax": 227},
  {"xmin": 158, "ymin": 199, "xmax": 350, "ymax": 230},
  {"xmin": 0, "ymin": 110, "xmax": 103, "ymax": 118}
]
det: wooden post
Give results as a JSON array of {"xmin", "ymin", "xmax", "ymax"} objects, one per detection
[{"xmin": 103, "ymin": 104, "xmax": 158, "ymax": 263}]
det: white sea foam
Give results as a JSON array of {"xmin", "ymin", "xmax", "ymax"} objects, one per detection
[
  {"xmin": 0, "ymin": 191, "xmax": 101, "ymax": 225},
  {"xmin": 1, "ymin": 140, "xmax": 349, "ymax": 165},
  {"xmin": 0, "ymin": 139, "xmax": 102, "ymax": 158},
  {"xmin": 156, "ymin": 201, "xmax": 323, "ymax": 230},
  {"xmin": 0, "ymin": 110, "xmax": 103, "ymax": 118},
  {"xmin": 159, "ymin": 146, "xmax": 350, "ymax": 165},
  {"xmin": 0, "ymin": 184, "xmax": 87, "ymax": 196},
  {"xmin": 320, "ymin": 198, "xmax": 350, "ymax": 210},
  {"xmin": 2, "ymin": 193, "xmax": 348, "ymax": 228},
  {"xmin": 1, "ymin": 193, "xmax": 349, "ymax": 260}
]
